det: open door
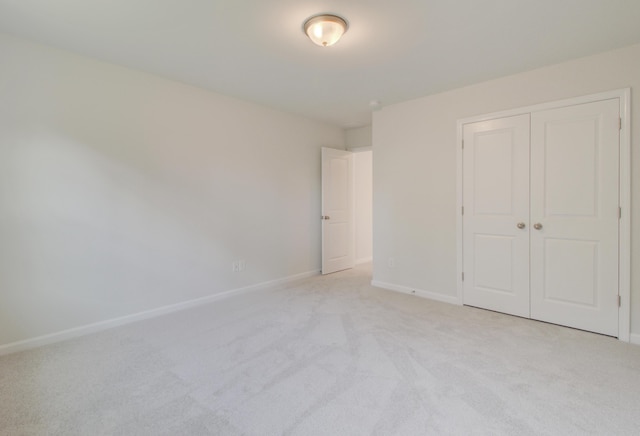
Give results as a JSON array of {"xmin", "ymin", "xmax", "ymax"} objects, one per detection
[{"xmin": 321, "ymin": 147, "xmax": 355, "ymax": 274}]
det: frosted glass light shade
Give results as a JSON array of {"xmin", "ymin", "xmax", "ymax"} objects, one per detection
[{"xmin": 303, "ymin": 14, "xmax": 348, "ymax": 47}]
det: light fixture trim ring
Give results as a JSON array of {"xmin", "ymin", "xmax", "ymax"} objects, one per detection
[
  {"xmin": 303, "ymin": 13, "xmax": 349, "ymax": 47},
  {"xmin": 303, "ymin": 14, "xmax": 349, "ymax": 34}
]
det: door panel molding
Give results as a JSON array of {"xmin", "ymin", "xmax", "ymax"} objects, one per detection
[
  {"xmin": 462, "ymin": 114, "xmax": 530, "ymax": 318},
  {"xmin": 530, "ymin": 99, "xmax": 620, "ymax": 336},
  {"xmin": 456, "ymin": 88, "xmax": 631, "ymax": 341}
]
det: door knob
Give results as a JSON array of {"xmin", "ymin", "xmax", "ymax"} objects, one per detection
[
  {"xmin": 321, "ymin": 215, "xmax": 330, "ymax": 220},
  {"xmin": 517, "ymin": 222, "xmax": 526, "ymax": 229},
  {"xmin": 533, "ymin": 223, "xmax": 543, "ymax": 230}
]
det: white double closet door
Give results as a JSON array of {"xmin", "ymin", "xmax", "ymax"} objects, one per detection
[{"xmin": 462, "ymin": 98, "xmax": 620, "ymax": 336}]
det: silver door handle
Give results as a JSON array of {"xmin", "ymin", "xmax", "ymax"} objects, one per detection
[
  {"xmin": 517, "ymin": 222, "xmax": 526, "ymax": 229},
  {"xmin": 533, "ymin": 223, "xmax": 543, "ymax": 230}
]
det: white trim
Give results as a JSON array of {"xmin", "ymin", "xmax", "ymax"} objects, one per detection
[
  {"xmin": 630, "ymin": 334, "xmax": 640, "ymax": 347},
  {"xmin": 618, "ymin": 88, "xmax": 631, "ymax": 342},
  {"xmin": 351, "ymin": 150, "xmax": 357, "ymax": 270},
  {"xmin": 456, "ymin": 88, "xmax": 631, "ymax": 342},
  {"xmin": 356, "ymin": 257, "xmax": 373, "ymax": 265},
  {"xmin": 456, "ymin": 114, "xmax": 464, "ymax": 305},
  {"xmin": 371, "ymin": 280, "xmax": 461, "ymax": 306},
  {"xmin": 457, "ymin": 89, "xmax": 629, "ymax": 125},
  {"xmin": 349, "ymin": 145, "xmax": 373, "ymax": 152},
  {"xmin": 0, "ymin": 269, "xmax": 320, "ymax": 356}
]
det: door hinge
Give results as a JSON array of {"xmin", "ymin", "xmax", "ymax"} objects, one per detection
[
  {"xmin": 618, "ymin": 295, "xmax": 622, "ymax": 307},
  {"xmin": 462, "ymin": 272, "xmax": 465, "ymax": 281},
  {"xmin": 462, "ymin": 139, "xmax": 464, "ymax": 149},
  {"xmin": 619, "ymin": 118, "xmax": 622, "ymax": 130},
  {"xmin": 619, "ymin": 207, "xmax": 622, "ymax": 219},
  {"xmin": 462, "ymin": 206, "xmax": 464, "ymax": 215}
]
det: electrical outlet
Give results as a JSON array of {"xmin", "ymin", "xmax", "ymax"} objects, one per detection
[
  {"xmin": 232, "ymin": 261, "xmax": 240, "ymax": 272},
  {"xmin": 388, "ymin": 257, "xmax": 395, "ymax": 268},
  {"xmin": 239, "ymin": 259, "xmax": 246, "ymax": 271}
]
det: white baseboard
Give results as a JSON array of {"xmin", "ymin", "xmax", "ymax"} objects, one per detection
[
  {"xmin": 371, "ymin": 280, "xmax": 461, "ymax": 306},
  {"xmin": 630, "ymin": 333, "xmax": 640, "ymax": 346},
  {"xmin": 0, "ymin": 269, "xmax": 319, "ymax": 356},
  {"xmin": 356, "ymin": 257, "xmax": 373, "ymax": 265}
]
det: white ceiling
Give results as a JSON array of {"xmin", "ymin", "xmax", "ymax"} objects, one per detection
[{"xmin": 2, "ymin": 0, "xmax": 640, "ymax": 128}]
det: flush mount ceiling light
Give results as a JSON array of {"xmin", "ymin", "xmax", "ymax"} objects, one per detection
[{"xmin": 303, "ymin": 14, "xmax": 348, "ymax": 47}]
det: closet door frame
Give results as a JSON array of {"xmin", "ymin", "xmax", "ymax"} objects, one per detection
[{"xmin": 456, "ymin": 88, "xmax": 631, "ymax": 342}]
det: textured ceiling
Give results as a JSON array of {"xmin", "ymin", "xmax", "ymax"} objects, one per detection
[{"xmin": 2, "ymin": 0, "xmax": 640, "ymax": 128}]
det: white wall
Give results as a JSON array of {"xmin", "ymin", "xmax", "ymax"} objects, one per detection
[
  {"xmin": 345, "ymin": 125, "xmax": 372, "ymax": 149},
  {"xmin": 0, "ymin": 34, "xmax": 345, "ymax": 348},
  {"xmin": 373, "ymin": 43, "xmax": 640, "ymax": 336},
  {"xmin": 346, "ymin": 125, "xmax": 373, "ymax": 264},
  {"xmin": 354, "ymin": 150, "xmax": 373, "ymax": 263}
]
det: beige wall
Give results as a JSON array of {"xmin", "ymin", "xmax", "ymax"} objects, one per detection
[
  {"xmin": 0, "ymin": 34, "xmax": 345, "ymax": 348},
  {"xmin": 373, "ymin": 43, "xmax": 640, "ymax": 340}
]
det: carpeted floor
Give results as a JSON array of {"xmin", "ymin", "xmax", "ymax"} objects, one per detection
[{"xmin": 2, "ymin": 264, "xmax": 640, "ymax": 435}]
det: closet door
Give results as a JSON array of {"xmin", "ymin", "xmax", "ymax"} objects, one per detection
[
  {"xmin": 462, "ymin": 115, "xmax": 530, "ymax": 318},
  {"xmin": 530, "ymin": 99, "xmax": 620, "ymax": 336}
]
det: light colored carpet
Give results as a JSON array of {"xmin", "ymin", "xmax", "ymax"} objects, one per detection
[{"xmin": 1, "ymin": 264, "xmax": 640, "ymax": 435}]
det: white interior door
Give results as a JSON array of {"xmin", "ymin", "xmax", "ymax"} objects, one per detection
[
  {"xmin": 321, "ymin": 147, "xmax": 355, "ymax": 274},
  {"xmin": 462, "ymin": 115, "xmax": 531, "ymax": 317},
  {"xmin": 530, "ymin": 99, "xmax": 620, "ymax": 336}
]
